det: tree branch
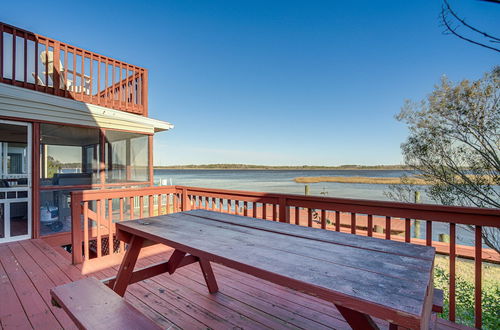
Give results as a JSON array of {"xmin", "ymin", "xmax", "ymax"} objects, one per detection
[{"xmin": 440, "ymin": 1, "xmax": 500, "ymax": 52}]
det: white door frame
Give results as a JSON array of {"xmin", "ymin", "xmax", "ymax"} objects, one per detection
[{"xmin": 0, "ymin": 119, "xmax": 32, "ymax": 243}]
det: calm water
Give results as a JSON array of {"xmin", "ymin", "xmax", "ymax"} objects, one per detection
[
  {"xmin": 153, "ymin": 169, "xmax": 485, "ymax": 246},
  {"xmin": 154, "ymin": 169, "xmax": 427, "ymax": 201}
]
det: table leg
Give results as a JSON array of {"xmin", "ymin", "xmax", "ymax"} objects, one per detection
[
  {"xmin": 199, "ymin": 258, "xmax": 219, "ymax": 293},
  {"xmin": 113, "ymin": 235, "xmax": 144, "ymax": 297},
  {"xmin": 167, "ymin": 249, "xmax": 187, "ymax": 274},
  {"xmin": 334, "ymin": 304, "xmax": 379, "ymax": 330}
]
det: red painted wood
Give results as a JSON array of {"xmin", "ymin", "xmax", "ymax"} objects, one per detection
[
  {"xmin": 113, "ymin": 235, "xmax": 144, "ymax": 296},
  {"xmin": 182, "ymin": 256, "xmax": 370, "ymax": 329},
  {"xmin": 279, "ymin": 197, "xmax": 288, "ymax": 223},
  {"xmin": 0, "ymin": 256, "xmax": 33, "ymax": 329},
  {"xmin": 432, "ymin": 289, "xmax": 444, "ymax": 313},
  {"xmin": 96, "ymin": 199, "xmax": 102, "ymax": 258},
  {"xmin": 106, "ymin": 258, "xmax": 234, "ymax": 329},
  {"xmin": 2, "ymin": 239, "xmax": 469, "ymax": 330},
  {"xmin": 474, "ymin": 226, "xmax": 482, "ymax": 329},
  {"xmin": 177, "ymin": 260, "xmax": 352, "ymax": 330},
  {"xmin": 367, "ymin": 214, "xmax": 373, "ymax": 237},
  {"xmin": 32, "ymin": 122, "xmax": 41, "ymax": 238},
  {"xmin": 8, "ymin": 243, "xmax": 76, "ymax": 329},
  {"xmin": 351, "ymin": 213, "xmax": 356, "ymax": 234},
  {"xmin": 70, "ymin": 193, "xmax": 83, "ymax": 264},
  {"xmin": 140, "ymin": 195, "xmax": 144, "ymax": 218},
  {"xmin": 83, "ymin": 201, "xmax": 89, "ymax": 260},
  {"xmin": 198, "ymin": 258, "xmax": 219, "ymax": 294},
  {"xmin": 405, "ymin": 218, "xmax": 411, "ymax": 243},
  {"xmin": 177, "ymin": 263, "xmax": 340, "ymax": 330},
  {"xmin": 167, "ymin": 249, "xmax": 187, "ymax": 274},
  {"xmin": 335, "ymin": 211, "xmax": 340, "ymax": 231},
  {"xmin": 51, "ymin": 277, "xmax": 161, "ymax": 330},
  {"xmin": 426, "ymin": 220, "xmax": 432, "ymax": 246},
  {"xmin": 130, "ymin": 196, "xmax": 136, "ymax": 220},
  {"xmin": 0, "ymin": 23, "xmax": 148, "ymax": 113},
  {"xmin": 115, "ymin": 210, "xmax": 435, "ymax": 329},
  {"xmin": 143, "ymin": 256, "xmax": 294, "ymax": 329},
  {"xmin": 386, "ymin": 216, "xmax": 391, "ymax": 240},
  {"xmin": 335, "ymin": 304, "xmax": 378, "ymax": 330},
  {"xmin": 0, "ymin": 244, "xmax": 61, "ymax": 329},
  {"xmin": 449, "ymin": 223, "xmax": 456, "ymax": 322},
  {"xmin": 68, "ymin": 184, "xmax": 500, "ymax": 326}
]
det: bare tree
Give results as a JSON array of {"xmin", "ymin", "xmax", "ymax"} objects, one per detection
[{"xmin": 440, "ymin": 0, "xmax": 500, "ymax": 52}]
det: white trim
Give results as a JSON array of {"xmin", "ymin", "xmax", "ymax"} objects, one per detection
[
  {"xmin": 0, "ymin": 120, "xmax": 32, "ymax": 243},
  {"xmin": 0, "ymin": 83, "xmax": 174, "ymax": 133}
]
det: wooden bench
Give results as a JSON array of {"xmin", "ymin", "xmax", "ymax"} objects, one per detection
[
  {"xmin": 50, "ymin": 277, "xmax": 161, "ymax": 330},
  {"xmin": 432, "ymin": 288, "xmax": 444, "ymax": 313}
]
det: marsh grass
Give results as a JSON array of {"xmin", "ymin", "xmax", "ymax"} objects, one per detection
[
  {"xmin": 294, "ymin": 175, "xmax": 497, "ymax": 185},
  {"xmin": 294, "ymin": 176, "xmax": 429, "ymax": 184}
]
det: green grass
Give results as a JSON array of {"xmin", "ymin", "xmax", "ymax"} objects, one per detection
[{"xmin": 433, "ymin": 255, "xmax": 500, "ymax": 329}]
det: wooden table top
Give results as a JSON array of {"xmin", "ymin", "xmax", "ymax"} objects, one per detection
[{"xmin": 116, "ymin": 209, "xmax": 435, "ymax": 327}]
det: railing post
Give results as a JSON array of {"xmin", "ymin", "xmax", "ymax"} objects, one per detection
[
  {"xmin": 181, "ymin": 187, "xmax": 189, "ymax": 211},
  {"xmin": 278, "ymin": 197, "xmax": 288, "ymax": 223},
  {"xmin": 71, "ymin": 192, "xmax": 83, "ymax": 264},
  {"xmin": 53, "ymin": 41, "xmax": 61, "ymax": 93},
  {"xmin": 142, "ymin": 69, "xmax": 148, "ymax": 116}
]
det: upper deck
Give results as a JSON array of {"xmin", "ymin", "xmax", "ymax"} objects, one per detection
[{"xmin": 0, "ymin": 22, "xmax": 148, "ymax": 116}]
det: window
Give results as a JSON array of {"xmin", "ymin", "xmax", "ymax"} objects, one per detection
[
  {"xmin": 0, "ymin": 123, "xmax": 29, "ymax": 187},
  {"xmin": 40, "ymin": 124, "xmax": 100, "ymax": 186},
  {"xmin": 105, "ymin": 131, "xmax": 149, "ymax": 183}
]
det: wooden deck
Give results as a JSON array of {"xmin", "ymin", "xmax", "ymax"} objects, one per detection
[{"xmin": 1, "ymin": 239, "xmax": 469, "ymax": 330}]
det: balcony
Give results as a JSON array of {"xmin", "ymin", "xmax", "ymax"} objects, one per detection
[
  {"xmin": 58, "ymin": 185, "xmax": 500, "ymax": 329},
  {"xmin": 1, "ymin": 185, "xmax": 497, "ymax": 328},
  {"xmin": 0, "ymin": 22, "xmax": 148, "ymax": 116}
]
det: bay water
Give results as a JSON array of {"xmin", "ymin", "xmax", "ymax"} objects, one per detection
[{"xmin": 153, "ymin": 169, "xmax": 487, "ymax": 247}]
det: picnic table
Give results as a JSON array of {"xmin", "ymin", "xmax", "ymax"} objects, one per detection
[{"xmin": 110, "ymin": 209, "xmax": 436, "ymax": 330}]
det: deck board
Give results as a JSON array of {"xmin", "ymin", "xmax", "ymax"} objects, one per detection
[
  {"xmin": 0, "ymin": 239, "xmax": 471, "ymax": 330},
  {"xmin": 0, "ymin": 261, "xmax": 32, "ymax": 329},
  {"xmin": 7, "ymin": 242, "xmax": 77, "ymax": 330},
  {"xmin": 0, "ymin": 244, "xmax": 62, "ymax": 329}
]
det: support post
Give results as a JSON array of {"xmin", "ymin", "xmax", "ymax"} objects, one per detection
[
  {"xmin": 71, "ymin": 193, "xmax": 83, "ymax": 264},
  {"xmin": 278, "ymin": 197, "xmax": 288, "ymax": 223}
]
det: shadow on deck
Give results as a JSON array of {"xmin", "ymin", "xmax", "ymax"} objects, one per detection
[{"xmin": 0, "ymin": 239, "xmax": 470, "ymax": 329}]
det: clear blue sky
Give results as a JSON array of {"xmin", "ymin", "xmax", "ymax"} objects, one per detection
[{"xmin": 4, "ymin": 1, "xmax": 499, "ymax": 165}]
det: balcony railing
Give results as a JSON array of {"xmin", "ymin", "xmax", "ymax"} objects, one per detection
[
  {"xmin": 0, "ymin": 22, "xmax": 148, "ymax": 116},
  {"xmin": 70, "ymin": 185, "xmax": 500, "ymax": 329}
]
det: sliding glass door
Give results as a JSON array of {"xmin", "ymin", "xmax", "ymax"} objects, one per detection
[{"xmin": 0, "ymin": 120, "xmax": 31, "ymax": 243}]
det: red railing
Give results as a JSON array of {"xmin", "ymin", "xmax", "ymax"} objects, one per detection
[
  {"xmin": 70, "ymin": 185, "xmax": 500, "ymax": 329},
  {"xmin": 0, "ymin": 22, "xmax": 148, "ymax": 116}
]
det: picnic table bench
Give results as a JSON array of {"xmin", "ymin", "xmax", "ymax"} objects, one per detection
[
  {"xmin": 52, "ymin": 209, "xmax": 440, "ymax": 329},
  {"xmin": 50, "ymin": 277, "xmax": 160, "ymax": 329}
]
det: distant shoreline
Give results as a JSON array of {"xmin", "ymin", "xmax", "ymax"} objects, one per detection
[{"xmin": 154, "ymin": 164, "xmax": 410, "ymax": 171}]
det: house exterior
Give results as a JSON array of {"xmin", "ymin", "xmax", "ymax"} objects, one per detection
[{"xmin": 0, "ymin": 22, "xmax": 172, "ymax": 245}]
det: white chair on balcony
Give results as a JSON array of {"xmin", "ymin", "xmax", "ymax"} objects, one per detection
[{"xmin": 34, "ymin": 51, "xmax": 92, "ymax": 95}]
